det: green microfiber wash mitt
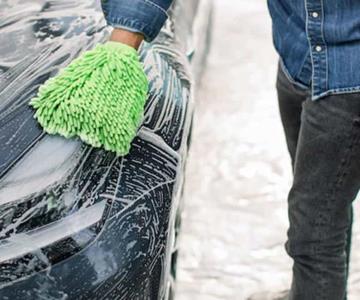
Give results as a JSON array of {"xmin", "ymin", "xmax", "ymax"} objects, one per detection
[{"xmin": 30, "ymin": 41, "xmax": 148, "ymax": 155}]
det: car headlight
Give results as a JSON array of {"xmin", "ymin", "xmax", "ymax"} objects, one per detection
[{"xmin": 0, "ymin": 136, "xmax": 110, "ymax": 285}]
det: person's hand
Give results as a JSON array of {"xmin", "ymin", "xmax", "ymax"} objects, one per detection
[
  {"xmin": 30, "ymin": 28, "xmax": 148, "ymax": 155},
  {"xmin": 109, "ymin": 28, "xmax": 144, "ymax": 50}
]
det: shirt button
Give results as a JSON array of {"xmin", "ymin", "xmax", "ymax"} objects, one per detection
[
  {"xmin": 312, "ymin": 12, "xmax": 319, "ymax": 18},
  {"xmin": 315, "ymin": 45, "xmax": 322, "ymax": 52}
]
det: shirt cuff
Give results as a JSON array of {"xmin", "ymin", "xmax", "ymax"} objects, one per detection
[{"xmin": 101, "ymin": 0, "xmax": 170, "ymax": 42}]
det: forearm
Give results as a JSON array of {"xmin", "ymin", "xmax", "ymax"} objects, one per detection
[
  {"xmin": 102, "ymin": 0, "xmax": 174, "ymax": 44},
  {"xmin": 109, "ymin": 29, "xmax": 144, "ymax": 50}
]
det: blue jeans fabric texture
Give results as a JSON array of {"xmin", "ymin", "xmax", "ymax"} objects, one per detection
[
  {"xmin": 268, "ymin": 0, "xmax": 360, "ymax": 100},
  {"xmin": 101, "ymin": 0, "xmax": 173, "ymax": 42},
  {"xmin": 276, "ymin": 65, "xmax": 360, "ymax": 300}
]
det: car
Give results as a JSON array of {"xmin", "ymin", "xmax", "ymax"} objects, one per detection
[{"xmin": 0, "ymin": 0, "xmax": 212, "ymax": 299}]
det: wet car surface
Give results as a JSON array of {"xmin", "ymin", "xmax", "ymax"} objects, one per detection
[{"xmin": 0, "ymin": 0, "xmax": 212, "ymax": 299}]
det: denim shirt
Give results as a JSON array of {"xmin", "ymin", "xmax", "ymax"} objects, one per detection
[
  {"xmin": 268, "ymin": 0, "xmax": 360, "ymax": 100},
  {"xmin": 102, "ymin": 0, "xmax": 360, "ymax": 100},
  {"xmin": 101, "ymin": 0, "xmax": 173, "ymax": 42}
]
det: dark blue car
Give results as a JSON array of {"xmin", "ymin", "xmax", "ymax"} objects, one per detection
[{"xmin": 0, "ymin": 0, "xmax": 212, "ymax": 299}]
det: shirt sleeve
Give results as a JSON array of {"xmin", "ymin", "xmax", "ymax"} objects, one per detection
[{"xmin": 101, "ymin": 0, "xmax": 174, "ymax": 42}]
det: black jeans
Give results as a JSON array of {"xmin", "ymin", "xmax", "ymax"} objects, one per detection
[{"xmin": 276, "ymin": 65, "xmax": 360, "ymax": 300}]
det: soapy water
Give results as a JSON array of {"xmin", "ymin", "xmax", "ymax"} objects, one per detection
[{"xmin": 0, "ymin": 0, "xmax": 211, "ymax": 298}]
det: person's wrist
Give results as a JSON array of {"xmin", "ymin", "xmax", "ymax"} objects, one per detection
[{"xmin": 109, "ymin": 28, "xmax": 144, "ymax": 50}]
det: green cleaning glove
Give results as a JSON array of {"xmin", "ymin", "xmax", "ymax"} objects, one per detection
[{"xmin": 30, "ymin": 41, "xmax": 148, "ymax": 156}]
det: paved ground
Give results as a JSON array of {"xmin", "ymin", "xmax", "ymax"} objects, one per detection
[{"xmin": 176, "ymin": 0, "xmax": 360, "ymax": 299}]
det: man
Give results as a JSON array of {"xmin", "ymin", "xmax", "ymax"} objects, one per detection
[
  {"xmin": 256, "ymin": 1, "xmax": 360, "ymax": 299},
  {"xmin": 104, "ymin": 0, "xmax": 360, "ymax": 299}
]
